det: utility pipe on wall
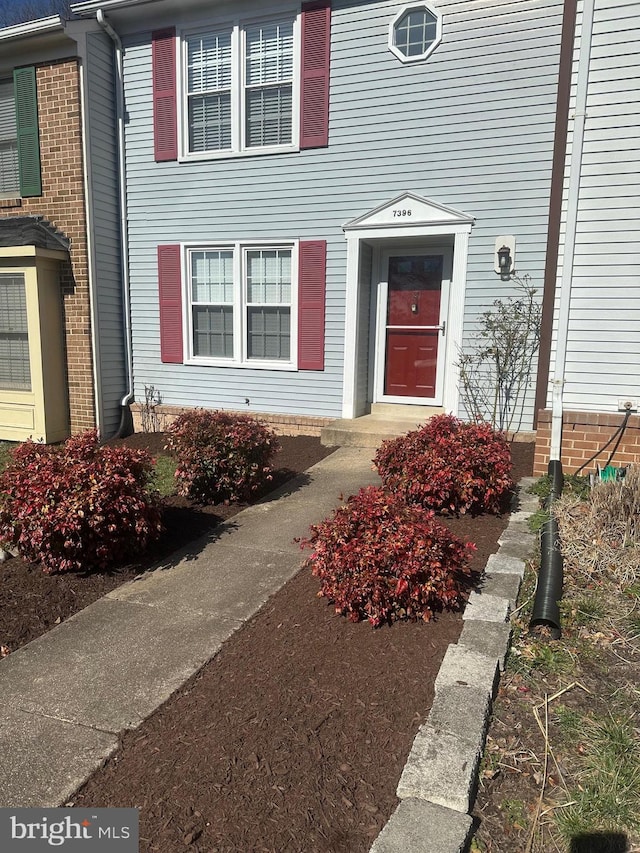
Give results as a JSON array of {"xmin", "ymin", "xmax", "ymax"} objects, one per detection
[
  {"xmin": 96, "ymin": 8, "xmax": 134, "ymax": 437},
  {"xmin": 549, "ymin": 0, "xmax": 596, "ymax": 460}
]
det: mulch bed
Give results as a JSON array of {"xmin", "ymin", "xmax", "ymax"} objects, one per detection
[
  {"xmin": 0, "ymin": 435, "xmax": 334, "ymax": 656},
  {"xmin": 1, "ymin": 433, "xmax": 533, "ymax": 852},
  {"xmin": 65, "ymin": 438, "xmax": 533, "ymax": 853}
]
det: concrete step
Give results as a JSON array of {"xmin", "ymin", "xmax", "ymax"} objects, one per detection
[
  {"xmin": 321, "ymin": 413, "xmax": 432, "ymax": 448},
  {"xmin": 370, "ymin": 403, "xmax": 443, "ymax": 420}
]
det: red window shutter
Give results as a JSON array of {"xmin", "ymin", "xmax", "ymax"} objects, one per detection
[
  {"xmin": 298, "ymin": 240, "xmax": 326, "ymax": 370},
  {"xmin": 152, "ymin": 28, "xmax": 178, "ymax": 162},
  {"xmin": 300, "ymin": 0, "xmax": 331, "ymax": 149},
  {"xmin": 158, "ymin": 245, "xmax": 183, "ymax": 363}
]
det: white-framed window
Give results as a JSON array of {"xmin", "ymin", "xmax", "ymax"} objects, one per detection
[
  {"xmin": 0, "ymin": 79, "xmax": 19, "ymax": 197},
  {"xmin": 181, "ymin": 12, "xmax": 299, "ymax": 158},
  {"xmin": 388, "ymin": 4, "xmax": 442, "ymax": 64},
  {"xmin": 187, "ymin": 242, "xmax": 297, "ymax": 368}
]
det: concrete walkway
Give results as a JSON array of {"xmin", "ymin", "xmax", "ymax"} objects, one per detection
[{"xmin": 0, "ymin": 447, "xmax": 380, "ymax": 808}]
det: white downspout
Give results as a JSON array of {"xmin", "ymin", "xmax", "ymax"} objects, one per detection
[
  {"xmin": 76, "ymin": 48, "xmax": 105, "ymax": 436},
  {"xmin": 550, "ymin": 0, "xmax": 595, "ymax": 460},
  {"xmin": 96, "ymin": 8, "xmax": 134, "ymax": 434}
]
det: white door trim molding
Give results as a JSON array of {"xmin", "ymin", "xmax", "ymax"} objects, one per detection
[
  {"xmin": 341, "ymin": 193, "xmax": 474, "ymax": 419},
  {"xmin": 342, "ymin": 235, "xmax": 361, "ymax": 418}
]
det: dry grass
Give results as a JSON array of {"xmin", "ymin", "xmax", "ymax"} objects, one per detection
[
  {"xmin": 473, "ymin": 471, "xmax": 640, "ymax": 853},
  {"xmin": 553, "ymin": 465, "xmax": 640, "ymax": 588}
]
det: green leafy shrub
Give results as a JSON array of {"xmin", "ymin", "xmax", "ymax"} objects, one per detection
[
  {"xmin": 374, "ymin": 413, "xmax": 513, "ymax": 515},
  {"xmin": 300, "ymin": 485, "xmax": 474, "ymax": 626},
  {"xmin": 0, "ymin": 430, "xmax": 162, "ymax": 574},
  {"xmin": 165, "ymin": 410, "xmax": 280, "ymax": 504}
]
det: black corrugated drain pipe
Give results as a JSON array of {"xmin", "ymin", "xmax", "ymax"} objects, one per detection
[{"xmin": 530, "ymin": 459, "xmax": 564, "ymax": 639}]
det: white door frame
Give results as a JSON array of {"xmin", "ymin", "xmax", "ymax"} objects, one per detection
[
  {"xmin": 374, "ymin": 247, "xmax": 452, "ymax": 406},
  {"xmin": 341, "ymin": 192, "xmax": 474, "ymax": 419}
]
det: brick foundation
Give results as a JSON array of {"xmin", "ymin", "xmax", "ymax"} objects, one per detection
[
  {"xmin": 0, "ymin": 58, "xmax": 95, "ymax": 434},
  {"xmin": 130, "ymin": 403, "xmax": 334, "ymax": 437},
  {"xmin": 534, "ymin": 409, "xmax": 640, "ymax": 477}
]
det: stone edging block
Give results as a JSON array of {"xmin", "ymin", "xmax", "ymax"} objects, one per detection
[
  {"xmin": 477, "ymin": 572, "xmax": 522, "ymax": 609},
  {"xmin": 493, "ymin": 539, "xmax": 535, "ymax": 560},
  {"xmin": 458, "ymin": 620, "xmax": 512, "ymax": 671},
  {"xmin": 428, "ymin": 685, "xmax": 491, "ymax": 754},
  {"xmin": 434, "ymin": 644, "xmax": 499, "ymax": 695},
  {"xmin": 498, "ymin": 525, "xmax": 535, "ymax": 546},
  {"xmin": 396, "ymin": 724, "xmax": 482, "ymax": 813},
  {"xmin": 370, "ymin": 799, "xmax": 473, "ymax": 853},
  {"xmin": 463, "ymin": 591, "xmax": 510, "ymax": 623},
  {"xmin": 485, "ymin": 552, "xmax": 526, "ymax": 578}
]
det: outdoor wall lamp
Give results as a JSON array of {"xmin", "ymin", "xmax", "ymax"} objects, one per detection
[{"xmin": 494, "ymin": 236, "xmax": 516, "ymax": 281}]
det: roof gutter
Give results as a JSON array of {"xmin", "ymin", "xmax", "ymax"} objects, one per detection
[
  {"xmin": 72, "ymin": 0, "xmax": 154, "ymax": 15},
  {"xmin": 0, "ymin": 15, "xmax": 63, "ymax": 41},
  {"xmin": 549, "ymin": 0, "xmax": 595, "ymax": 460},
  {"xmin": 96, "ymin": 8, "xmax": 135, "ymax": 436}
]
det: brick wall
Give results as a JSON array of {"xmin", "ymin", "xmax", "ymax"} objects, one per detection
[
  {"xmin": 0, "ymin": 58, "xmax": 95, "ymax": 433},
  {"xmin": 130, "ymin": 403, "xmax": 333, "ymax": 437},
  {"xmin": 534, "ymin": 409, "xmax": 640, "ymax": 477}
]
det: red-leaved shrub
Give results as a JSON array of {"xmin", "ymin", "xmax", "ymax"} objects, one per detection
[
  {"xmin": 300, "ymin": 486, "xmax": 474, "ymax": 626},
  {"xmin": 374, "ymin": 414, "xmax": 513, "ymax": 515},
  {"xmin": 0, "ymin": 430, "xmax": 162, "ymax": 574},
  {"xmin": 165, "ymin": 410, "xmax": 279, "ymax": 504}
]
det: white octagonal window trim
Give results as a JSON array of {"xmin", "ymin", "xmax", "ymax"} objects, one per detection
[{"xmin": 389, "ymin": 3, "xmax": 442, "ymax": 63}]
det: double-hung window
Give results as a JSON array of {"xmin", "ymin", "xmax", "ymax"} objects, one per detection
[
  {"xmin": 183, "ymin": 14, "xmax": 298, "ymax": 157},
  {"xmin": 0, "ymin": 79, "xmax": 19, "ymax": 197},
  {"xmin": 188, "ymin": 244, "xmax": 295, "ymax": 367}
]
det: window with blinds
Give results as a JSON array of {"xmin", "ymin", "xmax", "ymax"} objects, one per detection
[
  {"xmin": 187, "ymin": 30, "xmax": 233, "ymax": 152},
  {"xmin": 183, "ymin": 14, "xmax": 296, "ymax": 155},
  {"xmin": 191, "ymin": 249, "xmax": 235, "ymax": 357},
  {"xmin": 0, "ymin": 274, "xmax": 31, "ymax": 391},
  {"xmin": 245, "ymin": 22, "xmax": 293, "ymax": 148},
  {"xmin": 246, "ymin": 249, "xmax": 291, "ymax": 359},
  {"xmin": 187, "ymin": 244, "xmax": 293, "ymax": 365},
  {"xmin": 0, "ymin": 80, "xmax": 19, "ymax": 196}
]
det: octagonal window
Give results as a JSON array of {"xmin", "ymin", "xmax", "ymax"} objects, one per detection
[{"xmin": 389, "ymin": 4, "xmax": 441, "ymax": 63}]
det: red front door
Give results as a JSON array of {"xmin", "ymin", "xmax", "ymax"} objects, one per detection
[{"xmin": 384, "ymin": 254, "xmax": 444, "ymax": 398}]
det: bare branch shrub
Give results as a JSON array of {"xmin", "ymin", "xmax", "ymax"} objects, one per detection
[
  {"xmin": 457, "ymin": 276, "xmax": 542, "ymax": 435},
  {"xmin": 140, "ymin": 385, "xmax": 163, "ymax": 433}
]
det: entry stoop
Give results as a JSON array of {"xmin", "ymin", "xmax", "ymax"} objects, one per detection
[{"xmin": 321, "ymin": 405, "xmax": 443, "ymax": 448}]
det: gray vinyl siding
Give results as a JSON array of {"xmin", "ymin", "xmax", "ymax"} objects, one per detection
[
  {"xmin": 548, "ymin": 0, "xmax": 640, "ymax": 413},
  {"xmin": 85, "ymin": 31, "xmax": 126, "ymax": 436},
  {"xmin": 121, "ymin": 0, "xmax": 563, "ymax": 425}
]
